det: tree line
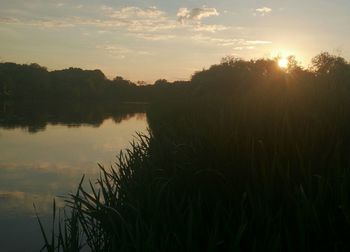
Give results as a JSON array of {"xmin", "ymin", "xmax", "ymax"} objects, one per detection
[
  {"xmin": 0, "ymin": 63, "xmax": 189, "ymax": 102},
  {"xmin": 0, "ymin": 52, "xmax": 349, "ymax": 102}
]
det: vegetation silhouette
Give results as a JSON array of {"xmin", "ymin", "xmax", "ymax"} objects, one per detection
[
  {"xmin": 0, "ymin": 63, "xmax": 189, "ymax": 102},
  {"xmin": 6, "ymin": 52, "xmax": 350, "ymax": 251},
  {"xmin": 2, "ymin": 52, "xmax": 349, "ymax": 103}
]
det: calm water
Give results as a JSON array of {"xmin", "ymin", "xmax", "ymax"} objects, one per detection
[{"xmin": 0, "ymin": 104, "xmax": 148, "ymax": 251}]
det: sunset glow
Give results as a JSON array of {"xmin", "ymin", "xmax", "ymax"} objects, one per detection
[
  {"xmin": 0, "ymin": 1, "xmax": 349, "ymax": 82},
  {"xmin": 1, "ymin": 0, "xmax": 350, "ymax": 251},
  {"xmin": 278, "ymin": 58, "xmax": 289, "ymax": 69}
]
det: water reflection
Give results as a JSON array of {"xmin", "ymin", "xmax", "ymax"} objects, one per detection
[
  {"xmin": 0, "ymin": 102, "xmax": 148, "ymax": 251},
  {"xmin": 0, "ymin": 100, "xmax": 147, "ymax": 133}
]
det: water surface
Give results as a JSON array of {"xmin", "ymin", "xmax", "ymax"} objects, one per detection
[{"xmin": 0, "ymin": 103, "xmax": 148, "ymax": 251}]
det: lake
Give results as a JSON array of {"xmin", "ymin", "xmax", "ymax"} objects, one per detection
[{"xmin": 0, "ymin": 102, "xmax": 148, "ymax": 251}]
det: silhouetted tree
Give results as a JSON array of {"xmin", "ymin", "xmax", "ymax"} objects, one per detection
[
  {"xmin": 154, "ymin": 79, "xmax": 169, "ymax": 86},
  {"xmin": 312, "ymin": 52, "xmax": 348, "ymax": 76},
  {"xmin": 1, "ymin": 52, "xmax": 349, "ymax": 103}
]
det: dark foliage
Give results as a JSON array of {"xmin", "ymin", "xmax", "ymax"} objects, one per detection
[
  {"xmin": 0, "ymin": 63, "xmax": 190, "ymax": 102},
  {"xmin": 31, "ymin": 52, "xmax": 350, "ymax": 251}
]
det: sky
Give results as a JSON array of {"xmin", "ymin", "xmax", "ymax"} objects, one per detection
[{"xmin": 0, "ymin": 0, "xmax": 349, "ymax": 83}]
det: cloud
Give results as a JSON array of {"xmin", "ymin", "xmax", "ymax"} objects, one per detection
[
  {"xmin": 191, "ymin": 34, "xmax": 272, "ymax": 48},
  {"xmin": 254, "ymin": 7, "xmax": 272, "ymax": 16},
  {"xmin": 256, "ymin": 7, "xmax": 272, "ymax": 13},
  {"xmin": 101, "ymin": 5, "xmax": 176, "ymax": 32},
  {"xmin": 193, "ymin": 24, "xmax": 228, "ymax": 33},
  {"xmin": 233, "ymin": 46, "xmax": 255, "ymax": 51},
  {"xmin": 177, "ymin": 7, "xmax": 219, "ymax": 24},
  {"xmin": 0, "ymin": 15, "xmax": 175, "ymax": 32},
  {"xmin": 0, "ymin": 6, "xmax": 228, "ymax": 36},
  {"xmin": 191, "ymin": 34, "xmax": 242, "ymax": 47},
  {"xmin": 246, "ymin": 40, "xmax": 272, "ymax": 45},
  {"xmin": 132, "ymin": 33, "xmax": 176, "ymax": 41},
  {"xmin": 0, "ymin": 5, "xmax": 231, "ymax": 41},
  {"xmin": 0, "ymin": 17, "xmax": 20, "ymax": 24},
  {"xmin": 0, "ymin": 5, "xmax": 176, "ymax": 32},
  {"xmin": 107, "ymin": 6, "xmax": 166, "ymax": 19},
  {"xmin": 0, "ymin": 17, "xmax": 75, "ymax": 28}
]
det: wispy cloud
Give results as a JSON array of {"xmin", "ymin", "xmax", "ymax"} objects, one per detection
[
  {"xmin": 0, "ymin": 15, "xmax": 175, "ymax": 32},
  {"xmin": 0, "ymin": 17, "xmax": 20, "ymax": 24},
  {"xmin": 131, "ymin": 33, "xmax": 176, "ymax": 41},
  {"xmin": 0, "ymin": 4, "xmax": 265, "ymax": 47},
  {"xmin": 246, "ymin": 40, "xmax": 272, "ymax": 45},
  {"xmin": 107, "ymin": 6, "xmax": 165, "ymax": 19},
  {"xmin": 177, "ymin": 7, "xmax": 219, "ymax": 24},
  {"xmin": 0, "ymin": 17, "xmax": 75, "ymax": 28},
  {"xmin": 191, "ymin": 34, "xmax": 272, "ymax": 49},
  {"xmin": 100, "ymin": 5, "xmax": 177, "ymax": 32},
  {"xmin": 0, "ymin": 5, "xmax": 227, "ymax": 36},
  {"xmin": 233, "ymin": 46, "xmax": 255, "ymax": 51},
  {"xmin": 254, "ymin": 7, "xmax": 272, "ymax": 16},
  {"xmin": 0, "ymin": 5, "xmax": 177, "ymax": 31},
  {"xmin": 193, "ymin": 24, "xmax": 228, "ymax": 33}
]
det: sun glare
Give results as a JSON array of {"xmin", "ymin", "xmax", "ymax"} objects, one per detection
[{"xmin": 278, "ymin": 58, "xmax": 288, "ymax": 69}]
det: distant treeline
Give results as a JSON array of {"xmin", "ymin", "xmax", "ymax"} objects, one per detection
[
  {"xmin": 0, "ymin": 52, "xmax": 349, "ymax": 102},
  {"xmin": 0, "ymin": 63, "xmax": 189, "ymax": 102}
]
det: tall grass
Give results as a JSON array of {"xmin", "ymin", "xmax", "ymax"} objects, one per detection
[{"xmin": 38, "ymin": 75, "xmax": 350, "ymax": 251}]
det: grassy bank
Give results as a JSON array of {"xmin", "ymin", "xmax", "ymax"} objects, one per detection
[
  {"xmin": 38, "ymin": 55, "xmax": 350, "ymax": 251},
  {"xmin": 39, "ymin": 100, "xmax": 350, "ymax": 251}
]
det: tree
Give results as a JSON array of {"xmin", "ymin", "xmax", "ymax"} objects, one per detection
[
  {"xmin": 154, "ymin": 79, "xmax": 169, "ymax": 86},
  {"xmin": 311, "ymin": 52, "xmax": 348, "ymax": 76}
]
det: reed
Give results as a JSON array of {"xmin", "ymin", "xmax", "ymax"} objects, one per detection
[{"xmin": 38, "ymin": 67, "xmax": 350, "ymax": 251}]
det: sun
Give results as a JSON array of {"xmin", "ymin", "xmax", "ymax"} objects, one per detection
[{"xmin": 278, "ymin": 57, "xmax": 288, "ymax": 69}]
